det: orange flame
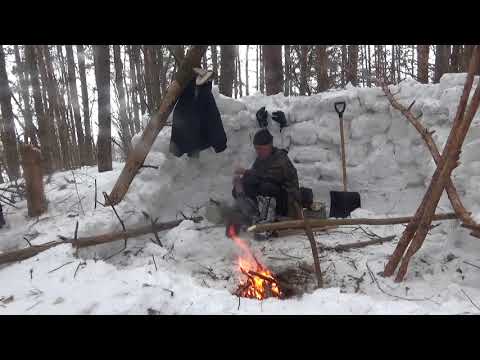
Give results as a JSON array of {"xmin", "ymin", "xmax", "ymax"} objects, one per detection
[{"xmin": 228, "ymin": 225, "xmax": 282, "ymax": 300}]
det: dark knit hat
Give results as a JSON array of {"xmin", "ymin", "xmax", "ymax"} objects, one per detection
[{"xmin": 253, "ymin": 129, "xmax": 273, "ymax": 145}]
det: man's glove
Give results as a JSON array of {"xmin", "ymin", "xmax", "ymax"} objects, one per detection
[
  {"xmin": 272, "ymin": 111, "xmax": 288, "ymax": 131},
  {"xmin": 256, "ymin": 106, "xmax": 268, "ymax": 128}
]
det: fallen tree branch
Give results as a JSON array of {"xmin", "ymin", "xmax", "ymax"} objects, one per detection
[
  {"xmin": 318, "ymin": 235, "xmax": 396, "ymax": 252},
  {"xmin": 248, "ymin": 212, "xmax": 458, "ymax": 233},
  {"xmin": 275, "ymin": 225, "xmax": 337, "ymax": 238},
  {"xmin": 0, "ymin": 217, "xmax": 203, "ymax": 266}
]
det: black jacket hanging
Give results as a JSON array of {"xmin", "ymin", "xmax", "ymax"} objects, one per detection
[{"xmin": 170, "ymin": 79, "xmax": 227, "ymax": 157}]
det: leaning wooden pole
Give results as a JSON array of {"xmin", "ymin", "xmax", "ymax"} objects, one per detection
[
  {"xmin": 105, "ymin": 46, "xmax": 208, "ymax": 206},
  {"xmin": 384, "ymin": 45, "xmax": 480, "ymax": 281},
  {"xmin": 379, "ymin": 79, "xmax": 475, "ymax": 227}
]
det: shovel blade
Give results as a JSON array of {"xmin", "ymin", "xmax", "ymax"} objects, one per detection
[{"xmin": 329, "ymin": 191, "xmax": 361, "ymax": 218}]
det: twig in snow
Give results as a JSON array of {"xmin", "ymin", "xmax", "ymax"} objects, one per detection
[
  {"xmin": 152, "ymin": 255, "xmax": 158, "ymax": 271},
  {"xmin": 24, "ymin": 237, "xmax": 32, "ymax": 247},
  {"xmin": 238, "ymin": 296, "xmax": 241, "ymax": 311},
  {"xmin": 74, "ymin": 261, "xmax": 87, "ymax": 278},
  {"xmin": 102, "ymin": 247, "xmax": 126, "ymax": 261},
  {"xmin": 140, "ymin": 164, "xmax": 159, "ymax": 169},
  {"xmin": 463, "ymin": 261, "xmax": 480, "ymax": 271},
  {"xmin": 134, "ymin": 247, "xmax": 145, "ymax": 256},
  {"xmin": 29, "ymin": 268, "xmax": 33, "ymax": 280},
  {"xmin": 71, "ymin": 171, "xmax": 85, "ymax": 216},
  {"xmin": 0, "ymin": 194, "xmax": 19, "ymax": 209},
  {"xmin": 25, "ymin": 300, "xmax": 42, "ymax": 312},
  {"xmin": 279, "ymin": 249, "xmax": 303, "ymax": 260},
  {"xmin": 460, "ymin": 289, "xmax": 480, "ymax": 312},
  {"xmin": 94, "ymin": 178, "xmax": 97, "ymax": 210},
  {"xmin": 150, "ymin": 217, "xmax": 163, "ymax": 247},
  {"xmin": 74, "ymin": 221, "xmax": 79, "ymax": 240},
  {"xmin": 366, "ymin": 262, "xmax": 434, "ymax": 302},
  {"xmin": 48, "ymin": 261, "xmax": 75, "ymax": 274},
  {"xmin": 162, "ymin": 288, "xmax": 174, "ymax": 297},
  {"xmin": 348, "ymin": 272, "xmax": 366, "ymax": 293},
  {"xmin": 103, "ymin": 192, "xmax": 127, "ymax": 248}
]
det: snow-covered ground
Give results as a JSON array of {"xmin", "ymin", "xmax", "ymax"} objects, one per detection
[{"xmin": 2, "ymin": 74, "xmax": 480, "ymax": 314}]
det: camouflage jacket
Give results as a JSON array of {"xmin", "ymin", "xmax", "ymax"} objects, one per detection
[{"xmin": 247, "ymin": 147, "xmax": 301, "ymax": 218}]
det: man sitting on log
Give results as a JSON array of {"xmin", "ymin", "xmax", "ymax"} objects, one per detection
[{"xmin": 232, "ymin": 128, "xmax": 302, "ymax": 224}]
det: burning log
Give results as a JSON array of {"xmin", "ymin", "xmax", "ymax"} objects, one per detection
[{"xmin": 228, "ymin": 225, "xmax": 283, "ymax": 300}]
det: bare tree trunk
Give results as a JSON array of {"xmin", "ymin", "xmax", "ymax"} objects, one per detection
[
  {"xmin": 450, "ymin": 45, "xmax": 461, "ymax": 73},
  {"xmin": 94, "ymin": 45, "xmax": 112, "ymax": 172},
  {"xmin": 219, "ymin": 45, "xmax": 235, "ymax": 97},
  {"xmin": 0, "ymin": 45, "xmax": 21, "ymax": 181},
  {"xmin": 21, "ymin": 144, "xmax": 47, "ymax": 217},
  {"xmin": 256, "ymin": 45, "xmax": 259, "ymax": 92},
  {"xmin": 390, "ymin": 45, "xmax": 396, "ymax": 84},
  {"xmin": 263, "ymin": 45, "xmax": 283, "ymax": 95},
  {"xmin": 245, "ymin": 45, "xmax": 249, "ymax": 96},
  {"xmin": 127, "ymin": 45, "xmax": 141, "ymax": 134},
  {"xmin": 315, "ymin": 45, "xmax": 329, "ymax": 92},
  {"xmin": 77, "ymin": 45, "xmax": 94, "ymax": 165},
  {"xmin": 113, "ymin": 45, "xmax": 132, "ymax": 158},
  {"xmin": 367, "ymin": 45, "xmax": 372, "ymax": 86},
  {"xmin": 284, "ymin": 45, "xmax": 290, "ymax": 96},
  {"xmin": 65, "ymin": 45, "xmax": 86, "ymax": 166},
  {"xmin": 346, "ymin": 45, "xmax": 358, "ymax": 86},
  {"xmin": 463, "ymin": 45, "xmax": 474, "ymax": 72},
  {"xmin": 25, "ymin": 45, "xmax": 54, "ymax": 174},
  {"xmin": 143, "ymin": 45, "xmax": 155, "ymax": 114},
  {"xmin": 122, "ymin": 48, "xmax": 134, "ymax": 138},
  {"xmin": 43, "ymin": 45, "xmax": 69, "ymax": 170},
  {"xmin": 237, "ymin": 51, "xmax": 243, "ymax": 97},
  {"xmin": 234, "ymin": 51, "xmax": 238, "ymax": 99},
  {"xmin": 259, "ymin": 45, "xmax": 265, "ymax": 94},
  {"xmin": 13, "ymin": 45, "xmax": 37, "ymax": 146},
  {"xmin": 36, "ymin": 45, "xmax": 61, "ymax": 171},
  {"xmin": 210, "ymin": 45, "xmax": 218, "ymax": 85},
  {"xmin": 57, "ymin": 45, "xmax": 79, "ymax": 168},
  {"xmin": 417, "ymin": 45, "xmax": 430, "ymax": 84},
  {"xmin": 299, "ymin": 45, "xmax": 309, "ymax": 95},
  {"xmin": 157, "ymin": 46, "xmax": 167, "ymax": 96},
  {"xmin": 341, "ymin": 45, "xmax": 347, "ymax": 87},
  {"xmin": 150, "ymin": 46, "xmax": 162, "ymax": 110},
  {"xmin": 132, "ymin": 45, "xmax": 146, "ymax": 116},
  {"xmin": 434, "ymin": 45, "xmax": 449, "ymax": 83}
]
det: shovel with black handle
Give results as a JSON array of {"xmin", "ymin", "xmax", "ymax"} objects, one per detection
[{"xmin": 329, "ymin": 101, "xmax": 361, "ymax": 218}]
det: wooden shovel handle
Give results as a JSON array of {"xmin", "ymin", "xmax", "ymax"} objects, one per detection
[{"xmin": 339, "ymin": 114, "xmax": 347, "ymax": 192}]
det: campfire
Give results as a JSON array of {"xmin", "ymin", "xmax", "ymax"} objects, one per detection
[{"xmin": 227, "ymin": 225, "xmax": 282, "ymax": 300}]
